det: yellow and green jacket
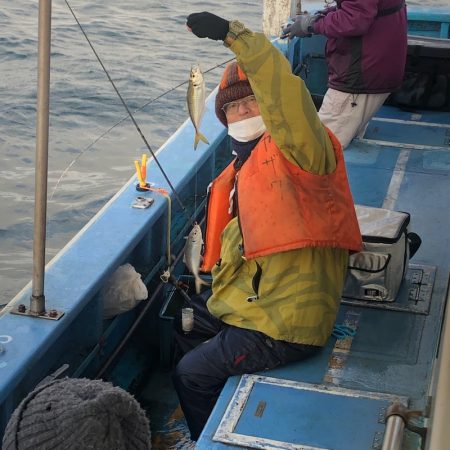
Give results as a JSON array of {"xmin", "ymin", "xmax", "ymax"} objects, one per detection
[{"xmin": 207, "ymin": 26, "xmax": 350, "ymax": 347}]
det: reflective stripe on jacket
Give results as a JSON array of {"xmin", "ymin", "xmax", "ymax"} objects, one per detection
[{"xmin": 201, "ymin": 128, "xmax": 362, "ymax": 272}]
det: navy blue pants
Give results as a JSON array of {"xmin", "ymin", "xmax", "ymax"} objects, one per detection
[{"xmin": 171, "ymin": 290, "xmax": 320, "ymax": 441}]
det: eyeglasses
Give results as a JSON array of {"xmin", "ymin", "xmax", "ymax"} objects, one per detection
[{"xmin": 222, "ymin": 95, "xmax": 257, "ymax": 115}]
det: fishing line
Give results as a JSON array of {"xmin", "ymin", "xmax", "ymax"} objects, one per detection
[
  {"xmin": 95, "ymin": 215, "xmax": 206, "ymax": 380},
  {"xmin": 64, "ymin": 0, "xmax": 188, "ymax": 219},
  {"xmin": 50, "ymin": 54, "xmax": 235, "ymax": 201},
  {"xmin": 194, "ymin": 167, "xmax": 198, "ymax": 218},
  {"xmin": 138, "ymin": 184, "xmax": 172, "ymax": 275}
]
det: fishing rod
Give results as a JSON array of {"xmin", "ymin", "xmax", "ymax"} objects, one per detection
[
  {"xmin": 94, "ymin": 217, "xmax": 207, "ymax": 380},
  {"xmin": 65, "ymin": 0, "xmax": 188, "ymax": 218},
  {"xmin": 49, "ymin": 56, "xmax": 235, "ymax": 201}
]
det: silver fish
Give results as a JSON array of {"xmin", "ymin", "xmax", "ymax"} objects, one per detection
[
  {"xmin": 187, "ymin": 63, "xmax": 209, "ymax": 150},
  {"xmin": 183, "ymin": 223, "xmax": 209, "ymax": 294}
]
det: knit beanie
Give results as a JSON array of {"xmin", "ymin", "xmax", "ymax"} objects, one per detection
[
  {"xmin": 215, "ymin": 61, "xmax": 254, "ymax": 126},
  {"xmin": 2, "ymin": 378, "xmax": 151, "ymax": 450}
]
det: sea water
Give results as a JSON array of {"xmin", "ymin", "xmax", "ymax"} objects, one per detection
[
  {"xmin": 0, "ymin": 0, "xmax": 264, "ymax": 305},
  {"xmin": 0, "ymin": 0, "xmax": 447, "ymax": 306}
]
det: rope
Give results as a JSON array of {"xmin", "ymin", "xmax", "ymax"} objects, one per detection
[{"xmin": 331, "ymin": 324, "xmax": 356, "ymax": 340}]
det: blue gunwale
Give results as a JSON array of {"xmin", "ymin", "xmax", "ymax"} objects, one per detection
[{"xmin": 0, "ymin": 89, "xmax": 229, "ymax": 435}]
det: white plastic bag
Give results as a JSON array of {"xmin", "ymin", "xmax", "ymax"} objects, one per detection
[{"xmin": 101, "ymin": 263, "xmax": 148, "ymax": 319}]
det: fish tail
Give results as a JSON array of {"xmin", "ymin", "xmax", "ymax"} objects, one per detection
[
  {"xmin": 195, "ymin": 275, "xmax": 210, "ymax": 294},
  {"xmin": 194, "ymin": 131, "xmax": 209, "ymax": 150}
]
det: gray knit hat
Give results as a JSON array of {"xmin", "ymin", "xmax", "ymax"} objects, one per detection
[{"xmin": 2, "ymin": 378, "xmax": 151, "ymax": 450}]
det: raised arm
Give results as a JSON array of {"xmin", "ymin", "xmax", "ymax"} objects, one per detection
[
  {"xmin": 187, "ymin": 12, "xmax": 336, "ymax": 174},
  {"xmin": 230, "ymin": 27, "xmax": 336, "ymax": 173}
]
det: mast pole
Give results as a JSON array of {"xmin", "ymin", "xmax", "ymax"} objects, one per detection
[
  {"xmin": 31, "ymin": 0, "xmax": 52, "ymax": 314},
  {"xmin": 263, "ymin": 0, "xmax": 300, "ymax": 37}
]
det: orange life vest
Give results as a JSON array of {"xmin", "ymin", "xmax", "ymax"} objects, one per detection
[{"xmin": 200, "ymin": 129, "xmax": 362, "ymax": 272}]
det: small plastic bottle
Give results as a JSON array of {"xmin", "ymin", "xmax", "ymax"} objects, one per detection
[{"xmin": 181, "ymin": 307, "xmax": 194, "ymax": 333}]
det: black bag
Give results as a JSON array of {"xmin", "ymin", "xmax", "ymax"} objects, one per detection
[
  {"xmin": 391, "ymin": 71, "xmax": 448, "ymax": 109},
  {"xmin": 387, "ymin": 37, "xmax": 450, "ymax": 111}
]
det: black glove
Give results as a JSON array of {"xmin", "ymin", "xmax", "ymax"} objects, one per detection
[{"xmin": 187, "ymin": 12, "xmax": 229, "ymax": 41}]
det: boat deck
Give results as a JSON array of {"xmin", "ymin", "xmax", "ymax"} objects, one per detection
[{"xmin": 138, "ymin": 104, "xmax": 450, "ymax": 449}]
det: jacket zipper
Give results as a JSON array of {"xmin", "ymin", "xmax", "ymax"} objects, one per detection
[{"xmin": 235, "ymin": 172, "xmax": 246, "ymax": 259}]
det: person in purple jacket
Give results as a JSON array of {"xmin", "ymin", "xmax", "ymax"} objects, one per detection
[{"xmin": 282, "ymin": 0, "xmax": 407, "ymax": 149}]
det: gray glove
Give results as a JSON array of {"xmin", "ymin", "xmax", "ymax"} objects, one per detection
[{"xmin": 281, "ymin": 14, "xmax": 317, "ymax": 39}]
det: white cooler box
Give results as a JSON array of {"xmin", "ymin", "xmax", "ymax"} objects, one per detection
[{"xmin": 343, "ymin": 205, "xmax": 420, "ymax": 302}]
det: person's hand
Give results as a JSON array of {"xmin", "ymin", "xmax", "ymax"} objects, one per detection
[
  {"xmin": 281, "ymin": 14, "xmax": 317, "ymax": 39},
  {"xmin": 187, "ymin": 12, "xmax": 229, "ymax": 41},
  {"xmin": 314, "ymin": 6, "xmax": 336, "ymax": 18}
]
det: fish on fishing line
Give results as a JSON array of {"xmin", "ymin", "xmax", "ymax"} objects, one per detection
[
  {"xmin": 187, "ymin": 63, "xmax": 209, "ymax": 150},
  {"xmin": 183, "ymin": 222, "xmax": 209, "ymax": 294}
]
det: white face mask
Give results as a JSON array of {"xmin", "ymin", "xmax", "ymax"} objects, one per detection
[{"xmin": 228, "ymin": 115, "xmax": 266, "ymax": 142}]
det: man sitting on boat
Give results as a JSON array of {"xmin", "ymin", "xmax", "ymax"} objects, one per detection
[
  {"xmin": 282, "ymin": 0, "xmax": 407, "ymax": 149},
  {"xmin": 172, "ymin": 11, "xmax": 362, "ymax": 441}
]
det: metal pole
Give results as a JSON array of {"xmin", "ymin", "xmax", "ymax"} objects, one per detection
[
  {"xmin": 263, "ymin": 0, "xmax": 292, "ymax": 37},
  {"xmin": 426, "ymin": 286, "xmax": 450, "ymax": 450},
  {"xmin": 31, "ymin": 0, "xmax": 52, "ymax": 314},
  {"xmin": 382, "ymin": 415, "xmax": 405, "ymax": 450}
]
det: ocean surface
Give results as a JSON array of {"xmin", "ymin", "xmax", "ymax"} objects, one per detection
[{"xmin": 0, "ymin": 1, "xmax": 448, "ymax": 306}]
